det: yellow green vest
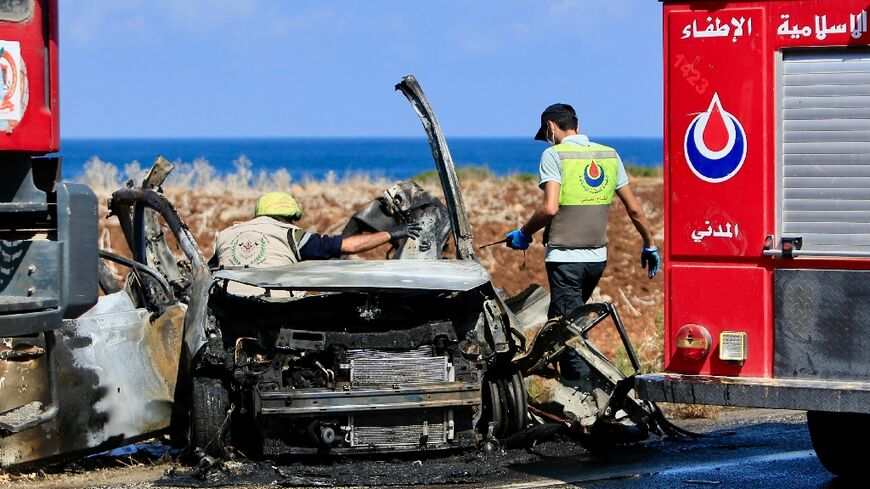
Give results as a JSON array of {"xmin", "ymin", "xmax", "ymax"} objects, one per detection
[{"xmin": 546, "ymin": 143, "xmax": 620, "ymax": 248}]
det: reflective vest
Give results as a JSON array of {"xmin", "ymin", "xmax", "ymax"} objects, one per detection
[
  {"xmin": 214, "ymin": 216, "xmax": 304, "ymax": 268},
  {"xmin": 545, "ymin": 143, "xmax": 620, "ymax": 248}
]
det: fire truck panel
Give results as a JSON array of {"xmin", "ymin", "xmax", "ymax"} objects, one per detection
[
  {"xmin": 665, "ymin": 6, "xmax": 769, "ymax": 260},
  {"xmin": 667, "ymin": 264, "xmax": 772, "ymax": 377},
  {"xmin": 662, "ymin": 0, "xmax": 870, "ymax": 382},
  {"xmin": 0, "ymin": 0, "xmax": 58, "ymax": 153}
]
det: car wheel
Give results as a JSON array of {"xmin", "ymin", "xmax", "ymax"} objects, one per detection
[
  {"xmin": 486, "ymin": 380, "xmax": 504, "ymax": 437},
  {"xmin": 191, "ymin": 375, "xmax": 231, "ymax": 457},
  {"xmin": 807, "ymin": 410, "xmax": 868, "ymax": 479}
]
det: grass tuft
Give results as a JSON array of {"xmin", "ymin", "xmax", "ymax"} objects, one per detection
[{"xmin": 625, "ymin": 164, "xmax": 662, "ymax": 178}]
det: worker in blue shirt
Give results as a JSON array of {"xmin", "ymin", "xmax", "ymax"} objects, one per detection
[{"xmin": 506, "ymin": 103, "xmax": 660, "ymax": 321}]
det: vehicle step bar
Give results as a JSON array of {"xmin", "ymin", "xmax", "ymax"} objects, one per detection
[
  {"xmin": 255, "ymin": 382, "xmax": 481, "ymax": 415},
  {"xmin": 636, "ymin": 374, "xmax": 870, "ymax": 414}
]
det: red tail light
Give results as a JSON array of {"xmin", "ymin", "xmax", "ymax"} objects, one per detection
[{"xmin": 675, "ymin": 324, "xmax": 712, "ymax": 361}]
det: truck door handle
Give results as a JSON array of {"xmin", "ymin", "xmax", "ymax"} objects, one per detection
[{"xmin": 763, "ymin": 235, "xmax": 870, "ymax": 259}]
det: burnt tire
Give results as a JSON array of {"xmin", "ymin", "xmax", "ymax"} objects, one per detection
[
  {"xmin": 191, "ymin": 376, "xmax": 230, "ymax": 458},
  {"xmin": 510, "ymin": 371, "xmax": 529, "ymax": 432},
  {"xmin": 807, "ymin": 410, "xmax": 868, "ymax": 479},
  {"xmin": 485, "ymin": 380, "xmax": 504, "ymax": 438}
]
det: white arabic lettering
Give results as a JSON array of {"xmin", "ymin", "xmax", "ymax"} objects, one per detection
[
  {"xmin": 815, "ymin": 15, "xmax": 849, "ymax": 40},
  {"xmin": 681, "ymin": 16, "xmax": 754, "ymax": 41},
  {"xmin": 691, "ymin": 222, "xmax": 740, "ymax": 243},
  {"xmin": 777, "ymin": 10, "xmax": 868, "ymax": 40},
  {"xmin": 731, "ymin": 17, "xmax": 746, "ymax": 42},
  {"xmin": 777, "ymin": 14, "xmax": 813, "ymax": 39},
  {"xmin": 851, "ymin": 10, "xmax": 868, "ymax": 39},
  {"xmin": 816, "ymin": 15, "xmax": 828, "ymax": 40}
]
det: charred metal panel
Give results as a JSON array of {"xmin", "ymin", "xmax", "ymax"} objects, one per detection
[
  {"xmin": 774, "ymin": 269, "xmax": 870, "ymax": 381},
  {"xmin": 342, "ymin": 181, "xmax": 452, "ymax": 260},
  {"xmin": 214, "ymin": 260, "xmax": 491, "ymax": 292},
  {"xmin": 383, "ymin": 181, "xmax": 451, "ymax": 260},
  {"xmin": 56, "ymin": 182, "xmax": 99, "ymax": 319},
  {"xmin": 0, "ymin": 177, "xmax": 97, "ymax": 336},
  {"xmin": 636, "ymin": 374, "xmax": 870, "ymax": 414},
  {"xmin": 276, "ymin": 321, "xmax": 457, "ymax": 351},
  {"xmin": 395, "ymin": 76, "xmax": 476, "ymax": 261},
  {"xmin": 64, "ymin": 293, "xmax": 184, "ymax": 440},
  {"xmin": 256, "ymin": 383, "xmax": 479, "ymax": 415},
  {"xmin": 0, "ymin": 292, "xmax": 184, "ymax": 468}
]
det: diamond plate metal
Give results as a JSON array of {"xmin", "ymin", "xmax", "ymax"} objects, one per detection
[
  {"xmin": 774, "ymin": 269, "xmax": 870, "ymax": 381},
  {"xmin": 636, "ymin": 374, "xmax": 870, "ymax": 414}
]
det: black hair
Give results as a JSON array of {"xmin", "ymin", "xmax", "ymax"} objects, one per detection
[
  {"xmin": 552, "ymin": 104, "xmax": 578, "ymax": 131},
  {"xmin": 554, "ymin": 115, "xmax": 578, "ymax": 131}
]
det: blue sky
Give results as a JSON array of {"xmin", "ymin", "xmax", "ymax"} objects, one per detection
[{"xmin": 59, "ymin": 0, "xmax": 663, "ymax": 139}]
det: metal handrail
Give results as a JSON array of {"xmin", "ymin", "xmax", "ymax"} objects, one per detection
[{"xmin": 763, "ymin": 249, "xmax": 870, "ymax": 258}]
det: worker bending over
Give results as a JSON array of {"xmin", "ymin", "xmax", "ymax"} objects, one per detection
[{"xmin": 212, "ymin": 191, "xmax": 421, "ymax": 268}]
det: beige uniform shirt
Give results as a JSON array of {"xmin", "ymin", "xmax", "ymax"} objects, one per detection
[
  {"xmin": 214, "ymin": 216, "xmax": 303, "ymax": 296},
  {"xmin": 214, "ymin": 216, "xmax": 301, "ymax": 268}
]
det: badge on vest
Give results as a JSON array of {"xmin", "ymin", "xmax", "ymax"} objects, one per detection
[
  {"xmin": 579, "ymin": 160, "xmax": 610, "ymax": 195},
  {"xmin": 230, "ymin": 230, "xmax": 268, "ymax": 266}
]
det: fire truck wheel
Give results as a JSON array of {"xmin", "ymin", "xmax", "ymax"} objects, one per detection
[
  {"xmin": 807, "ymin": 410, "xmax": 868, "ymax": 479},
  {"xmin": 191, "ymin": 375, "xmax": 231, "ymax": 458}
]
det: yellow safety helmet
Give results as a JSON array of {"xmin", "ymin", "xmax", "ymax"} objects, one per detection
[{"xmin": 254, "ymin": 192, "xmax": 303, "ymax": 220}]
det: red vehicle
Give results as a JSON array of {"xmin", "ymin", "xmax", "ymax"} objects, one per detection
[
  {"xmin": 637, "ymin": 0, "xmax": 870, "ymax": 478},
  {"xmin": 0, "ymin": 1, "xmax": 188, "ymax": 468}
]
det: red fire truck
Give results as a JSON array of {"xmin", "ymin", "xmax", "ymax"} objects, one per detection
[
  {"xmin": 0, "ymin": 1, "xmax": 189, "ymax": 468},
  {"xmin": 637, "ymin": 0, "xmax": 870, "ymax": 478}
]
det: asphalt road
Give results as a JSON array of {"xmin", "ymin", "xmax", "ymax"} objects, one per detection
[
  {"xmin": 492, "ymin": 410, "xmax": 851, "ymax": 489},
  {"xmin": 0, "ymin": 409, "xmax": 861, "ymax": 489}
]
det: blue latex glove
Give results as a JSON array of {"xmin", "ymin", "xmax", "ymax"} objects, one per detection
[
  {"xmin": 505, "ymin": 228, "xmax": 532, "ymax": 250},
  {"xmin": 641, "ymin": 246, "xmax": 661, "ymax": 279}
]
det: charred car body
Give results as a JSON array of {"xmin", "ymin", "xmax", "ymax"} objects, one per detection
[
  {"xmin": 187, "ymin": 78, "xmax": 529, "ymax": 455},
  {"xmin": 176, "ymin": 77, "xmax": 674, "ymax": 457},
  {"xmin": 3, "ymin": 66, "xmax": 671, "ymax": 467},
  {"xmin": 205, "ymin": 260, "xmax": 524, "ymax": 455}
]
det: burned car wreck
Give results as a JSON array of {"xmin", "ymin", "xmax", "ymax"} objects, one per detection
[
  {"xmin": 186, "ymin": 77, "xmax": 530, "ymax": 456},
  {"xmin": 1, "ymin": 75, "xmax": 677, "ymax": 469},
  {"xmin": 173, "ymin": 76, "xmax": 679, "ymax": 457},
  {"xmin": 204, "ymin": 259, "xmax": 525, "ymax": 455}
]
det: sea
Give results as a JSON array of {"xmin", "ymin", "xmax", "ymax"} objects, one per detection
[{"xmin": 59, "ymin": 137, "xmax": 663, "ymax": 182}]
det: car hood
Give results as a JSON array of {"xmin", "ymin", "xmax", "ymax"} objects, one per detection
[
  {"xmin": 213, "ymin": 259, "xmax": 491, "ymax": 292},
  {"xmin": 396, "ymin": 76, "xmax": 476, "ymax": 260}
]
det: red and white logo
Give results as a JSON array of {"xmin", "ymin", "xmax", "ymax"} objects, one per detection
[{"xmin": 684, "ymin": 93, "xmax": 747, "ymax": 183}]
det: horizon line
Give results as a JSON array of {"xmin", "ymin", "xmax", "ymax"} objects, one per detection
[{"xmin": 61, "ymin": 135, "xmax": 664, "ymax": 141}]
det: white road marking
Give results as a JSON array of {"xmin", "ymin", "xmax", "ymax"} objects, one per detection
[
  {"xmin": 657, "ymin": 449, "xmax": 816, "ymax": 476},
  {"xmin": 487, "ymin": 450, "xmax": 818, "ymax": 489}
]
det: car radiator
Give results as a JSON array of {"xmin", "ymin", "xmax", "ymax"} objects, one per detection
[
  {"xmin": 347, "ymin": 345, "xmax": 451, "ymax": 386},
  {"xmin": 345, "ymin": 345, "xmax": 454, "ymax": 449},
  {"xmin": 350, "ymin": 411, "xmax": 450, "ymax": 449}
]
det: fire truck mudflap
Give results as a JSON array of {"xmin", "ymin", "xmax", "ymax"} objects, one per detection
[{"xmin": 641, "ymin": 0, "xmax": 870, "ymax": 479}]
